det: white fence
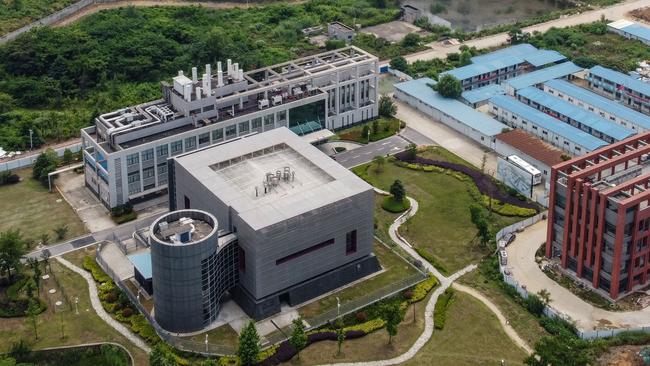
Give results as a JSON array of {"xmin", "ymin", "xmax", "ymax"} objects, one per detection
[
  {"xmin": 386, "ymin": 67, "xmax": 413, "ymax": 81},
  {"xmin": 0, "ymin": 143, "xmax": 81, "ymax": 171},
  {"xmin": 496, "ymin": 212, "xmax": 650, "ymax": 340}
]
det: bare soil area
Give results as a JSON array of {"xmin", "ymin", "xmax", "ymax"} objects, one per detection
[{"xmin": 597, "ymin": 345, "xmax": 649, "ymax": 366}]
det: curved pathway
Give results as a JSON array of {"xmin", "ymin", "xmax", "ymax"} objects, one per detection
[
  {"xmin": 318, "ymin": 189, "xmax": 529, "ymax": 365},
  {"xmin": 56, "ymin": 257, "xmax": 151, "ymax": 353}
]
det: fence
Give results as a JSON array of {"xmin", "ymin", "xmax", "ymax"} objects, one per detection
[
  {"xmin": 495, "ymin": 213, "xmax": 650, "ymax": 340},
  {"xmin": 0, "ymin": 143, "xmax": 81, "ymax": 171},
  {"xmin": 95, "ymin": 239, "xmax": 427, "ymax": 355}
]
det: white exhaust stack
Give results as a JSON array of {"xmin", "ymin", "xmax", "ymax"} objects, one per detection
[
  {"xmin": 183, "ymin": 84, "xmax": 192, "ymax": 102},
  {"xmin": 205, "ymin": 64, "xmax": 211, "ymax": 77},
  {"xmin": 238, "ymin": 69, "xmax": 244, "ymax": 81},
  {"xmin": 217, "ymin": 70, "xmax": 224, "ymax": 87},
  {"xmin": 195, "ymin": 87, "xmax": 202, "ymax": 100},
  {"xmin": 227, "ymin": 59, "xmax": 232, "ymax": 76},
  {"xmin": 217, "ymin": 61, "xmax": 222, "ymax": 73},
  {"xmin": 233, "ymin": 63, "xmax": 239, "ymax": 78},
  {"xmin": 178, "ymin": 70, "xmax": 184, "ymax": 76},
  {"xmin": 191, "ymin": 67, "xmax": 198, "ymax": 83},
  {"xmin": 202, "ymin": 74, "xmax": 210, "ymax": 96}
]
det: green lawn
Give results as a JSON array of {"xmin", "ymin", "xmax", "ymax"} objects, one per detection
[
  {"xmin": 354, "ymin": 160, "xmax": 520, "ymax": 274},
  {"xmin": 403, "ymin": 292, "xmax": 528, "ymax": 366},
  {"xmin": 459, "ymin": 267, "xmax": 549, "ymax": 348},
  {"xmin": 0, "ymin": 168, "xmax": 86, "ymax": 248},
  {"xmin": 299, "ymin": 241, "xmax": 420, "ymax": 319},
  {"xmin": 0, "ymin": 260, "xmax": 149, "ymax": 366},
  {"xmin": 334, "ymin": 117, "xmax": 403, "ymax": 144}
]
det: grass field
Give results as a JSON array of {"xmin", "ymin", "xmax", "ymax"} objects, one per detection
[
  {"xmin": 0, "ymin": 168, "xmax": 86, "ymax": 248},
  {"xmin": 334, "ymin": 117, "xmax": 402, "ymax": 144},
  {"xmin": 402, "ymin": 292, "xmax": 528, "ymax": 366},
  {"xmin": 299, "ymin": 241, "xmax": 421, "ymax": 319},
  {"xmin": 0, "ymin": 260, "xmax": 149, "ymax": 366},
  {"xmin": 354, "ymin": 159, "xmax": 520, "ymax": 274},
  {"xmin": 459, "ymin": 267, "xmax": 549, "ymax": 348}
]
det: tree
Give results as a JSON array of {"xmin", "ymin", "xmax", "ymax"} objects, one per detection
[
  {"xmin": 406, "ymin": 143, "xmax": 417, "ymax": 160},
  {"xmin": 380, "ymin": 302, "xmax": 404, "ymax": 344},
  {"xmin": 401, "ymin": 33, "xmax": 421, "ymax": 48},
  {"xmin": 325, "ymin": 39, "xmax": 346, "ymax": 50},
  {"xmin": 432, "ymin": 75, "xmax": 462, "ymax": 98},
  {"xmin": 40, "ymin": 233, "xmax": 50, "ymax": 246},
  {"xmin": 289, "ymin": 317, "xmax": 307, "ymax": 360},
  {"xmin": 525, "ymin": 293, "xmax": 546, "ymax": 317},
  {"xmin": 389, "ymin": 56, "xmax": 407, "ymax": 72},
  {"xmin": 459, "ymin": 51, "xmax": 472, "ymax": 66},
  {"xmin": 0, "ymin": 93, "xmax": 15, "ymax": 114},
  {"xmin": 237, "ymin": 321, "xmax": 260, "ymax": 366},
  {"xmin": 390, "ymin": 180, "xmax": 406, "ymax": 203},
  {"xmin": 537, "ymin": 289, "xmax": 552, "ymax": 306},
  {"xmin": 336, "ymin": 326, "xmax": 345, "ymax": 355},
  {"xmin": 32, "ymin": 149, "xmax": 59, "ymax": 186},
  {"xmin": 525, "ymin": 332, "xmax": 590, "ymax": 366},
  {"xmin": 26, "ymin": 298, "xmax": 40, "ymax": 341},
  {"xmin": 150, "ymin": 343, "xmax": 178, "ymax": 366},
  {"xmin": 373, "ymin": 155, "xmax": 386, "ymax": 173},
  {"xmin": 468, "ymin": 205, "xmax": 489, "ymax": 246},
  {"xmin": 508, "ymin": 27, "xmax": 530, "ymax": 44},
  {"xmin": 27, "ymin": 257, "xmax": 41, "ymax": 293},
  {"xmin": 40, "ymin": 249, "xmax": 51, "ymax": 274},
  {"xmin": 0, "ymin": 230, "xmax": 26, "ymax": 280},
  {"xmin": 372, "ymin": 119, "xmax": 380, "ymax": 135},
  {"xmin": 361, "ymin": 125, "xmax": 370, "ymax": 141},
  {"xmin": 53, "ymin": 225, "xmax": 69, "ymax": 240},
  {"xmin": 62, "ymin": 148, "xmax": 74, "ymax": 165},
  {"xmin": 378, "ymin": 95, "xmax": 397, "ymax": 118}
]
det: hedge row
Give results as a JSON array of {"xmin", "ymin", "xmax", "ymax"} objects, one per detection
[
  {"xmin": 433, "ymin": 288, "xmax": 455, "ymax": 330},
  {"xmin": 481, "ymin": 196, "xmax": 537, "ymax": 217},
  {"xmin": 82, "ymin": 256, "xmax": 111, "ymax": 284}
]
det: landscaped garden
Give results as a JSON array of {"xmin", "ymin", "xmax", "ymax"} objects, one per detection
[
  {"xmin": 1, "ymin": 343, "xmax": 131, "ymax": 366},
  {"xmin": 0, "ymin": 167, "xmax": 86, "ymax": 248},
  {"xmin": 334, "ymin": 116, "xmax": 404, "ymax": 144},
  {"xmin": 353, "ymin": 146, "xmax": 536, "ymax": 274}
]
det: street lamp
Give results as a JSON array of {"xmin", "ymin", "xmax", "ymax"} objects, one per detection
[
  {"xmin": 29, "ymin": 129, "xmax": 33, "ymax": 151},
  {"xmin": 336, "ymin": 296, "xmax": 340, "ymax": 318},
  {"xmin": 74, "ymin": 297, "xmax": 79, "ymax": 315},
  {"xmin": 205, "ymin": 334, "xmax": 209, "ymax": 352}
]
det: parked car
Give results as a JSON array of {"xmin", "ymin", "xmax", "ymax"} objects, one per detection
[{"xmin": 503, "ymin": 232, "xmax": 516, "ymax": 246}]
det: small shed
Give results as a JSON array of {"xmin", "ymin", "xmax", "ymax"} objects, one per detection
[{"xmin": 128, "ymin": 252, "xmax": 153, "ymax": 295}]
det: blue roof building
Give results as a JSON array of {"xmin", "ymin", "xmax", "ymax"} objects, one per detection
[
  {"xmin": 504, "ymin": 62, "xmax": 583, "ymax": 92},
  {"xmin": 489, "ymin": 94, "xmax": 608, "ymax": 154},
  {"xmin": 608, "ymin": 19, "xmax": 650, "ymax": 46},
  {"xmin": 394, "ymin": 78, "xmax": 507, "ymax": 148},
  {"xmin": 516, "ymin": 86, "xmax": 635, "ymax": 143},
  {"xmin": 587, "ymin": 65, "xmax": 650, "ymax": 115},
  {"xmin": 461, "ymin": 84, "xmax": 506, "ymax": 107},
  {"xmin": 544, "ymin": 79, "xmax": 650, "ymax": 132},
  {"xmin": 128, "ymin": 252, "xmax": 153, "ymax": 294}
]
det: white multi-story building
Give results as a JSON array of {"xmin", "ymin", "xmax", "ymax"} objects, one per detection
[{"xmin": 81, "ymin": 46, "xmax": 379, "ymax": 208}]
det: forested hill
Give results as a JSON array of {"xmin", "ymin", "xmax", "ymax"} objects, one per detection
[{"xmin": 0, "ymin": 0, "xmax": 399, "ymax": 150}]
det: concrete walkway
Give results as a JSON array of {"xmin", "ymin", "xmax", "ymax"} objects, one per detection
[
  {"xmin": 319, "ymin": 189, "xmax": 529, "ymax": 365},
  {"xmin": 56, "ymin": 257, "xmax": 151, "ymax": 353},
  {"xmin": 506, "ymin": 221, "xmax": 650, "ymax": 330}
]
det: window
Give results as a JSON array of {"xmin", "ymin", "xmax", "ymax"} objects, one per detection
[
  {"xmin": 171, "ymin": 140, "xmax": 183, "ymax": 155},
  {"xmin": 277, "ymin": 111, "xmax": 287, "ymax": 122},
  {"xmin": 226, "ymin": 125, "xmax": 237, "ymax": 138},
  {"xmin": 157, "ymin": 163, "xmax": 167, "ymax": 181},
  {"xmin": 346, "ymin": 230, "xmax": 357, "ymax": 255},
  {"xmin": 184, "ymin": 195, "xmax": 191, "ymax": 209},
  {"xmin": 199, "ymin": 133, "xmax": 210, "ymax": 145},
  {"xmin": 156, "ymin": 145, "xmax": 168, "ymax": 157},
  {"xmin": 252, "ymin": 118, "xmax": 262, "ymax": 129},
  {"xmin": 142, "ymin": 149, "xmax": 154, "ymax": 162},
  {"xmin": 127, "ymin": 171, "xmax": 140, "ymax": 183},
  {"xmin": 276, "ymin": 238, "xmax": 335, "ymax": 265},
  {"xmin": 239, "ymin": 121, "xmax": 250, "ymax": 134},
  {"xmin": 264, "ymin": 114, "xmax": 274, "ymax": 127},
  {"xmin": 212, "ymin": 129, "xmax": 223, "ymax": 142},
  {"xmin": 185, "ymin": 136, "xmax": 197, "ymax": 150},
  {"xmin": 126, "ymin": 153, "xmax": 139, "ymax": 166},
  {"xmin": 238, "ymin": 248, "xmax": 246, "ymax": 272},
  {"xmin": 142, "ymin": 167, "xmax": 155, "ymax": 179}
]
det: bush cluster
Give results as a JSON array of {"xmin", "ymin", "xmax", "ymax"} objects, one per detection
[
  {"xmin": 481, "ymin": 196, "xmax": 537, "ymax": 217},
  {"xmin": 433, "ymin": 288, "xmax": 455, "ymax": 330},
  {"xmin": 82, "ymin": 256, "xmax": 111, "ymax": 284},
  {"xmin": 0, "ymin": 170, "xmax": 20, "ymax": 185}
]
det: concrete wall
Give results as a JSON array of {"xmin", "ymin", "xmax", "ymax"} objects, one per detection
[{"xmin": 0, "ymin": 143, "xmax": 81, "ymax": 172}]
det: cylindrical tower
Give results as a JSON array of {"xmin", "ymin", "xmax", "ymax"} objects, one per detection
[{"xmin": 150, "ymin": 209, "xmax": 234, "ymax": 333}]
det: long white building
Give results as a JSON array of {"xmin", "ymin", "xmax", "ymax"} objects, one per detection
[{"xmin": 81, "ymin": 47, "xmax": 379, "ymax": 208}]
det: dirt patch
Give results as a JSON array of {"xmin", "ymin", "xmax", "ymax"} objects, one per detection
[
  {"xmin": 630, "ymin": 7, "xmax": 650, "ymax": 23},
  {"xmin": 597, "ymin": 345, "xmax": 649, "ymax": 366}
]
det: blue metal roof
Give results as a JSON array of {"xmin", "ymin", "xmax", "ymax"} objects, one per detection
[
  {"xmin": 524, "ymin": 50, "xmax": 567, "ymax": 67},
  {"xmin": 395, "ymin": 78, "xmax": 507, "ymax": 136},
  {"xmin": 589, "ymin": 65, "xmax": 650, "ymax": 97},
  {"xmin": 441, "ymin": 55, "xmax": 523, "ymax": 81},
  {"xmin": 517, "ymin": 86, "xmax": 635, "ymax": 141},
  {"xmin": 461, "ymin": 84, "xmax": 505, "ymax": 105},
  {"xmin": 128, "ymin": 252, "xmax": 152, "ymax": 279},
  {"xmin": 470, "ymin": 44, "xmax": 538, "ymax": 63},
  {"xmin": 619, "ymin": 22, "xmax": 650, "ymax": 43},
  {"xmin": 489, "ymin": 95, "xmax": 608, "ymax": 151},
  {"xmin": 505, "ymin": 62, "xmax": 583, "ymax": 90},
  {"xmin": 544, "ymin": 79, "xmax": 650, "ymax": 130}
]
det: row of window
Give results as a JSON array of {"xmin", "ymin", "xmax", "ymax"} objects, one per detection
[{"xmin": 274, "ymin": 230, "xmax": 358, "ymax": 266}]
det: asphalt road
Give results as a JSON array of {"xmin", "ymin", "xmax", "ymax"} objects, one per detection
[{"xmin": 334, "ymin": 135, "xmax": 410, "ymax": 168}]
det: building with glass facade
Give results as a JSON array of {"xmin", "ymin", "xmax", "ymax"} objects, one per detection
[{"xmin": 80, "ymin": 46, "xmax": 379, "ymax": 208}]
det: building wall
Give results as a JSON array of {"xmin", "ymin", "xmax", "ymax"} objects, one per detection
[
  {"xmin": 489, "ymin": 102, "xmax": 591, "ymax": 156},
  {"xmin": 494, "ymin": 139, "xmax": 553, "ymax": 179},
  {"xmin": 587, "ymin": 72, "xmax": 650, "ymax": 115},
  {"xmin": 394, "ymin": 89, "xmax": 497, "ymax": 149},
  {"xmin": 543, "ymin": 83, "xmax": 647, "ymax": 133},
  {"xmin": 608, "ymin": 26, "xmax": 650, "ymax": 46}
]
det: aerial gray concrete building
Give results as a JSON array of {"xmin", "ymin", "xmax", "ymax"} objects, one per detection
[
  {"xmin": 80, "ymin": 47, "xmax": 379, "ymax": 208},
  {"xmin": 152, "ymin": 127, "xmax": 379, "ymax": 327}
]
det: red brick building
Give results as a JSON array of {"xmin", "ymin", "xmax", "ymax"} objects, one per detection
[{"xmin": 547, "ymin": 132, "xmax": 650, "ymax": 299}]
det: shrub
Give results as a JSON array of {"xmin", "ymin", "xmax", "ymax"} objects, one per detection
[
  {"xmin": 381, "ymin": 196, "xmax": 411, "ymax": 213},
  {"xmin": 355, "ymin": 311, "xmax": 367, "ymax": 322},
  {"xmin": 130, "ymin": 314, "xmax": 160, "ymax": 345},
  {"xmin": 434, "ymin": 288, "xmax": 455, "ymax": 330},
  {"xmin": 343, "ymin": 318, "xmax": 385, "ymax": 334},
  {"xmin": 406, "ymin": 163, "xmax": 421, "ymax": 170},
  {"xmin": 482, "ymin": 196, "xmax": 537, "ymax": 217},
  {"xmin": 409, "ymin": 276, "xmax": 439, "ymax": 303},
  {"xmin": 402, "ymin": 290, "xmax": 414, "ymax": 300},
  {"xmin": 525, "ymin": 293, "xmax": 546, "ymax": 317},
  {"xmin": 82, "ymin": 256, "xmax": 111, "ymax": 284},
  {"xmin": 0, "ymin": 171, "xmax": 20, "ymax": 185},
  {"xmin": 121, "ymin": 307, "xmax": 134, "ymax": 318}
]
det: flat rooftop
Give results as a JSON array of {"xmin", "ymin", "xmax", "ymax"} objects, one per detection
[
  {"xmin": 154, "ymin": 217, "xmax": 213, "ymax": 244},
  {"xmin": 505, "ymin": 61, "xmax": 582, "ymax": 90},
  {"xmin": 589, "ymin": 65, "xmax": 650, "ymax": 97},
  {"xmin": 495, "ymin": 129, "xmax": 565, "ymax": 167},
  {"xmin": 173, "ymin": 127, "xmax": 372, "ymax": 230},
  {"xmin": 608, "ymin": 19, "xmax": 650, "ymax": 42}
]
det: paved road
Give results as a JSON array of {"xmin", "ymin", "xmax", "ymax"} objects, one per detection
[
  {"xmin": 398, "ymin": 0, "xmax": 650, "ymax": 64},
  {"xmin": 506, "ymin": 221, "xmax": 650, "ymax": 330},
  {"xmin": 400, "ymin": 127, "xmax": 436, "ymax": 146},
  {"xmin": 334, "ymin": 135, "xmax": 410, "ymax": 168}
]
